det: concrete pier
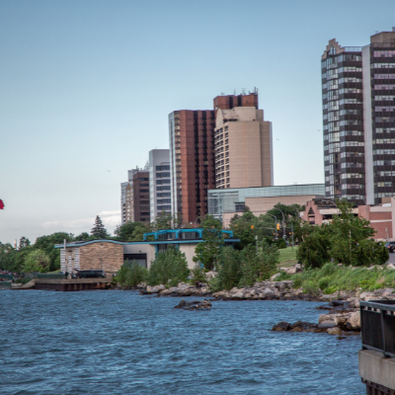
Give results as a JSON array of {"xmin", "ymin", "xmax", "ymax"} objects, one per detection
[
  {"xmin": 359, "ymin": 350, "xmax": 395, "ymax": 394},
  {"xmin": 33, "ymin": 278, "xmax": 112, "ymax": 291}
]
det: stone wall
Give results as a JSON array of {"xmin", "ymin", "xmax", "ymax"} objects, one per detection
[{"xmin": 79, "ymin": 242, "xmax": 124, "ymax": 274}]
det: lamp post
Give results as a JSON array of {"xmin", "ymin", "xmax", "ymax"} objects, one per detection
[
  {"xmin": 266, "ymin": 213, "xmax": 278, "ymax": 240},
  {"xmin": 277, "ymin": 208, "xmax": 286, "ymax": 239}
]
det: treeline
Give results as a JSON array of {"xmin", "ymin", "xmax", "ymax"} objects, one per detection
[{"xmin": 117, "ymin": 215, "xmax": 281, "ymax": 290}]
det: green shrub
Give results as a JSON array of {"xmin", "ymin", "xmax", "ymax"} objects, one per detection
[
  {"xmin": 239, "ymin": 241, "xmax": 279, "ymax": 287},
  {"xmin": 22, "ymin": 250, "xmax": 50, "ymax": 273},
  {"xmin": 324, "ymin": 285, "xmax": 338, "ymax": 294},
  {"xmin": 318, "ymin": 276, "xmax": 330, "ymax": 291},
  {"xmin": 190, "ymin": 265, "xmax": 206, "ymax": 283},
  {"xmin": 276, "ymin": 238, "xmax": 287, "ymax": 249},
  {"xmin": 215, "ymin": 247, "xmax": 242, "ymax": 291},
  {"xmin": 117, "ymin": 260, "xmax": 148, "ymax": 287},
  {"xmin": 301, "ymin": 280, "xmax": 320, "ymax": 296},
  {"xmin": 146, "ymin": 246, "xmax": 189, "ymax": 287}
]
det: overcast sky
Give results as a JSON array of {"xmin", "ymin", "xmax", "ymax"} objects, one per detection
[{"xmin": 1, "ymin": 0, "xmax": 395, "ymax": 244}]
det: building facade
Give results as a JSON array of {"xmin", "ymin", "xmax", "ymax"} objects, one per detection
[
  {"xmin": 169, "ymin": 109, "xmax": 216, "ymax": 224},
  {"xmin": 133, "ymin": 171, "xmax": 150, "ymax": 222},
  {"xmin": 149, "ymin": 149, "xmax": 171, "ymax": 222},
  {"xmin": 169, "ymin": 92, "xmax": 261, "ymax": 224},
  {"xmin": 208, "ymin": 183, "xmax": 325, "ymax": 223},
  {"xmin": 121, "ymin": 166, "xmax": 149, "ymax": 224},
  {"xmin": 322, "ymin": 29, "xmax": 395, "ymax": 205},
  {"xmin": 215, "ymin": 106, "xmax": 273, "ymax": 189}
]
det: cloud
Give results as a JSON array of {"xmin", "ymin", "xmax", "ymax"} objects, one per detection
[{"xmin": 40, "ymin": 210, "xmax": 122, "ymax": 235}]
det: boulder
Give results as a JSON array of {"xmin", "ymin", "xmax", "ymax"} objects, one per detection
[
  {"xmin": 348, "ymin": 311, "xmax": 361, "ymax": 330},
  {"xmin": 327, "ymin": 327, "xmax": 343, "ymax": 335},
  {"xmin": 174, "ymin": 299, "xmax": 212, "ymax": 310},
  {"xmin": 264, "ymin": 287, "xmax": 275, "ymax": 299},
  {"xmin": 271, "ymin": 321, "xmax": 291, "ymax": 331},
  {"xmin": 270, "ymin": 273, "xmax": 281, "ymax": 281},
  {"xmin": 243, "ymin": 292, "xmax": 252, "ymax": 299},
  {"xmin": 232, "ymin": 291, "xmax": 244, "ymax": 299},
  {"xmin": 318, "ymin": 320, "xmax": 337, "ymax": 329}
]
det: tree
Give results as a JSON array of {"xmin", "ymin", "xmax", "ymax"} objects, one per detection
[
  {"xmin": 297, "ymin": 199, "xmax": 388, "ymax": 268},
  {"xmin": 193, "ymin": 215, "xmax": 224, "ymax": 270},
  {"xmin": 214, "ymin": 247, "xmax": 242, "ymax": 290},
  {"xmin": 150, "ymin": 212, "xmax": 182, "ymax": 231},
  {"xmin": 19, "ymin": 237, "xmax": 31, "ymax": 249},
  {"xmin": 74, "ymin": 232, "xmax": 90, "ymax": 242},
  {"xmin": 22, "ymin": 250, "xmax": 50, "ymax": 273},
  {"xmin": 34, "ymin": 232, "xmax": 74, "ymax": 271},
  {"xmin": 146, "ymin": 246, "xmax": 189, "ymax": 286},
  {"xmin": 239, "ymin": 242, "xmax": 279, "ymax": 286},
  {"xmin": 116, "ymin": 261, "xmax": 148, "ymax": 287},
  {"xmin": 114, "ymin": 221, "xmax": 149, "ymax": 241},
  {"xmin": 90, "ymin": 216, "xmax": 109, "ymax": 239}
]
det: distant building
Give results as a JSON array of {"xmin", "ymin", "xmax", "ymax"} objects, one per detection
[
  {"xmin": 208, "ymin": 183, "xmax": 325, "ymax": 226},
  {"xmin": 215, "ymin": 106, "xmax": 273, "ymax": 189},
  {"xmin": 120, "ymin": 164, "xmax": 149, "ymax": 224},
  {"xmin": 57, "ymin": 228, "xmax": 240, "ymax": 272},
  {"xmin": 149, "ymin": 149, "xmax": 171, "ymax": 222},
  {"xmin": 133, "ymin": 170, "xmax": 150, "ymax": 223},
  {"xmin": 169, "ymin": 91, "xmax": 261, "ymax": 224},
  {"xmin": 302, "ymin": 197, "xmax": 395, "ymax": 241},
  {"xmin": 322, "ymin": 29, "xmax": 395, "ymax": 206}
]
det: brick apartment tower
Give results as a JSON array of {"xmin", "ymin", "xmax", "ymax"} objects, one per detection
[
  {"xmin": 132, "ymin": 171, "xmax": 150, "ymax": 222},
  {"xmin": 169, "ymin": 92, "xmax": 260, "ymax": 224}
]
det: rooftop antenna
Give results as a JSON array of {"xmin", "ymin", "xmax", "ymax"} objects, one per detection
[{"xmin": 233, "ymin": 89, "xmax": 236, "ymax": 95}]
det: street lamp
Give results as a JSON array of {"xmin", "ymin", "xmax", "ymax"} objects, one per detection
[
  {"xmin": 266, "ymin": 213, "xmax": 278, "ymax": 240},
  {"xmin": 276, "ymin": 208, "xmax": 286, "ymax": 239}
]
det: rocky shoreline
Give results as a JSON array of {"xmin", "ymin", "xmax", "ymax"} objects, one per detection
[{"xmin": 135, "ymin": 277, "xmax": 395, "ymax": 336}]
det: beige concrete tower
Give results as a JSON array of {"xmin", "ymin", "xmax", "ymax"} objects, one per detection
[{"xmin": 214, "ymin": 107, "xmax": 273, "ymax": 189}]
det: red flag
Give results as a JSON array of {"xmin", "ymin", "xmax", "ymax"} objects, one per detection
[{"xmin": 0, "ymin": 200, "xmax": 4, "ymax": 210}]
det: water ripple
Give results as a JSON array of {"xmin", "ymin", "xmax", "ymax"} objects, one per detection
[{"xmin": 0, "ymin": 290, "xmax": 365, "ymax": 394}]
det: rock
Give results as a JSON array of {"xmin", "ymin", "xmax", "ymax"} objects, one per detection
[
  {"xmin": 327, "ymin": 327, "xmax": 343, "ymax": 335},
  {"xmin": 243, "ymin": 292, "xmax": 252, "ymax": 299},
  {"xmin": 382, "ymin": 288, "xmax": 395, "ymax": 297},
  {"xmin": 232, "ymin": 291, "xmax": 244, "ymax": 299},
  {"xmin": 360, "ymin": 292, "xmax": 377, "ymax": 301},
  {"xmin": 348, "ymin": 311, "xmax": 361, "ymax": 330},
  {"xmin": 264, "ymin": 287, "xmax": 275, "ymax": 299},
  {"xmin": 318, "ymin": 320, "xmax": 337, "ymax": 329},
  {"xmin": 174, "ymin": 299, "xmax": 212, "ymax": 310},
  {"xmin": 159, "ymin": 289, "xmax": 172, "ymax": 296},
  {"xmin": 205, "ymin": 271, "xmax": 217, "ymax": 279},
  {"xmin": 270, "ymin": 273, "xmax": 281, "ymax": 281},
  {"xmin": 387, "ymin": 263, "xmax": 395, "ymax": 270},
  {"xmin": 271, "ymin": 321, "xmax": 291, "ymax": 331}
]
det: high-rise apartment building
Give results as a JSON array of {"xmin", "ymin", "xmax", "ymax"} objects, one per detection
[
  {"xmin": 169, "ymin": 110, "xmax": 216, "ymax": 224},
  {"xmin": 169, "ymin": 92, "xmax": 260, "ymax": 224},
  {"xmin": 215, "ymin": 106, "xmax": 273, "ymax": 189},
  {"xmin": 149, "ymin": 149, "xmax": 171, "ymax": 222},
  {"xmin": 133, "ymin": 171, "xmax": 150, "ymax": 222},
  {"xmin": 322, "ymin": 29, "xmax": 395, "ymax": 205},
  {"xmin": 120, "ymin": 165, "xmax": 149, "ymax": 224}
]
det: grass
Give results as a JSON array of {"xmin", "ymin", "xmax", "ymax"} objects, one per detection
[
  {"xmin": 277, "ymin": 262, "xmax": 395, "ymax": 294},
  {"xmin": 278, "ymin": 246, "xmax": 298, "ymax": 267}
]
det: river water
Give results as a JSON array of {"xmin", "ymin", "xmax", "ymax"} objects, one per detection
[{"xmin": 0, "ymin": 290, "xmax": 365, "ymax": 394}]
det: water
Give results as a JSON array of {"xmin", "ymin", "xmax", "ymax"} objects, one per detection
[{"xmin": 0, "ymin": 290, "xmax": 365, "ymax": 395}]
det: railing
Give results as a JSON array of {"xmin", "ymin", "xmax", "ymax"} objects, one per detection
[
  {"xmin": 360, "ymin": 300, "xmax": 395, "ymax": 358},
  {"xmin": 0, "ymin": 281, "xmax": 12, "ymax": 289},
  {"xmin": 0, "ymin": 274, "xmax": 13, "ymax": 281},
  {"xmin": 36, "ymin": 273, "xmax": 65, "ymax": 280}
]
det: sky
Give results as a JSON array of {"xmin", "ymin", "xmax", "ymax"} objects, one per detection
[{"xmin": 1, "ymin": 0, "xmax": 395, "ymax": 244}]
